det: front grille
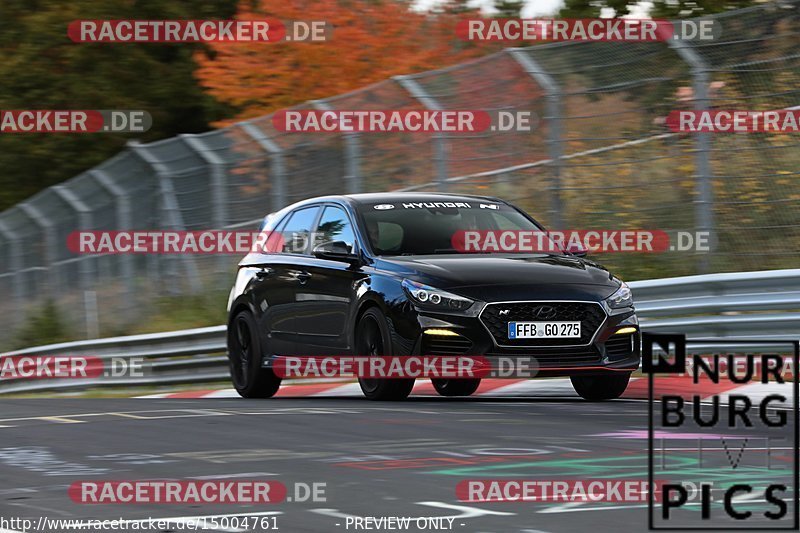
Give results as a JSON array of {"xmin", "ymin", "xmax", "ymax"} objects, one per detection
[
  {"xmin": 422, "ymin": 335, "xmax": 473, "ymax": 355},
  {"xmin": 605, "ymin": 333, "xmax": 635, "ymax": 360},
  {"xmin": 480, "ymin": 301, "xmax": 606, "ymax": 347},
  {"xmin": 486, "ymin": 345, "xmax": 602, "ymax": 367}
]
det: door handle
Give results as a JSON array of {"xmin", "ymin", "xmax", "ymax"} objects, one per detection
[
  {"xmin": 255, "ymin": 267, "xmax": 272, "ymax": 279},
  {"xmin": 296, "ymin": 271, "xmax": 312, "ymax": 284}
]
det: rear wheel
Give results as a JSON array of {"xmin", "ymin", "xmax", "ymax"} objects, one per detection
[
  {"xmin": 356, "ymin": 308, "xmax": 414, "ymax": 401},
  {"xmin": 228, "ymin": 310, "xmax": 281, "ymax": 398},
  {"xmin": 570, "ymin": 373, "xmax": 630, "ymax": 401},
  {"xmin": 432, "ymin": 378, "xmax": 481, "ymax": 397}
]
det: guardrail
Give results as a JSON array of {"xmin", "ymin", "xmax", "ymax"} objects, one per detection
[
  {"xmin": 1, "ymin": 268, "xmax": 798, "ymax": 394},
  {"xmin": 0, "ymin": 326, "xmax": 228, "ymax": 394}
]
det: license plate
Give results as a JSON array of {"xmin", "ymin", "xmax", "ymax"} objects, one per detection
[{"xmin": 508, "ymin": 321, "xmax": 581, "ymax": 339}]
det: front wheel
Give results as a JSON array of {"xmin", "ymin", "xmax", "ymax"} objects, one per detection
[
  {"xmin": 228, "ymin": 310, "xmax": 282, "ymax": 398},
  {"xmin": 356, "ymin": 308, "xmax": 414, "ymax": 401},
  {"xmin": 570, "ymin": 373, "xmax": 631, "ymax": 401},
  {"xmin": 432, "ymin": 378, "xmax": 481, "ymax": 397}
]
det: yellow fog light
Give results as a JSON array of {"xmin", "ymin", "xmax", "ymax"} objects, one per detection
[
  {"xmin": 614, "ymin": 326, "xmax": 638, "ymax": 335},
  {"xmin": 423, "ymin": 329, "xmax": 460, "ymax": 336}
]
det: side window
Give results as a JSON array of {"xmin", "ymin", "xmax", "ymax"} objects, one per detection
[
  {"xmin": 314, "ymin": 206, "xmax": 356, "ymax": 253},
  {"xmin": 280, "ymin": 206, "xmax": 320, "ymax": 254}
]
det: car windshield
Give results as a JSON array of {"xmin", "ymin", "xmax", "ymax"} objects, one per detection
[{"xmin": 358, "ymin": 200, "xmax": 564, "ymax": 256}]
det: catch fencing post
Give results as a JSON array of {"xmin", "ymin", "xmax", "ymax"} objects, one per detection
[
  {"xmin": 180, "ymin": 134, "xmax": 229, "ymax": 230},
  {"xmin": 90, "ymin": 169, "xmax": 137, "ymax": 318},
  {"xmin": 669, "ymin": 38, "xmax": 714, "ymax": 273},
  {"xmin": 311, "ymin": 100, "xmax": 363, "ymax": 194},
  {"xmin": 53, "ymin": 185, "xmax": 98, "ymax": 338},
  {"xmin": 395, "ymin": 75, "xmax": 449, "ymax": 192},
  {"xmin": 0, "ymin": 220, "xmax": 25, "ymax": 319},
  {"xmin": 18, "ymin": 202, "xmax": 59, "ymax": 300},
  {"xmin": 53, "ymin": 186, "xmax": 94, "ymax": 292},
  {"xmin": 181, "ymin": 134, "xmax": 230, "ymax": 277},
  {"xmin": 240, "ymin": 122, "xmax": 287, "ymax": 212},
  {"xmin": 509, "ymin": 48, "xmax": 564, "ymax": 230},
  {"xmin": 128, "ymin": 141, "xmax": 202, "ymax": 294}
]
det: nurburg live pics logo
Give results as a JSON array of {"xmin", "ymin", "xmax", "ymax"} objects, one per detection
[{"xmin": 643, "ymin": 332, "xmax": 799, "ymax": 530}]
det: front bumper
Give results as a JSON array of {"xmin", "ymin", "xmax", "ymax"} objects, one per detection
[{"xmin": 406, "ymin": 303, "xmax": 640, "ymax": 377}]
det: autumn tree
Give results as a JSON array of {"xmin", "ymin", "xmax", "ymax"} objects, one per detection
[{"xmin": 194, "ymin": 0, "xmax": 490, "ymax": 122}]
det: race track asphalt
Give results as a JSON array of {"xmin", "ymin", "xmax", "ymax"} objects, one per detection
[{"xmin": 0, "ymin": 394, "xmax": 795, "ymax": 533}]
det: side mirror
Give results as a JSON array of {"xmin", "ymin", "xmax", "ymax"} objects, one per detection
[
  {"xmin": 566, "ymin": 242, "xmax": 588, "ymax": 258},
  {"xmin": 313, "ymin": 241, "xmax": 361, "ymax": 266}
]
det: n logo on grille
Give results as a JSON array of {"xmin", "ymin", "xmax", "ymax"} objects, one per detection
[{"xmin": 499, "ymin": 309, "xmax": 510, "ymax": 316}]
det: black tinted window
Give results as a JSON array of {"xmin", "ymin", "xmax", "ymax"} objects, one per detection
[
  {"xmin": 314, "ymin": 206, "xmax": 356, "ymax": 253},
  {"xmin": 280, "ymin": 206, "xmax": 319, "ymax": 254}
]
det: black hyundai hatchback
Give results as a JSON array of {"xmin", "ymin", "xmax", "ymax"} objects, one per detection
[{"xmin": 226, "ymin": 193, "xmax": 640, "ymax": 401}]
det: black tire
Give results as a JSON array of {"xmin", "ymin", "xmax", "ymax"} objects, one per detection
[
  {"xmin": 228, "ymin": 310, "xmax": 282, "ymax": 398},
  {"xmin": 356, "ymin": 308, "xmax": 415, "ymax": 401},
  {"xmin": 432, "ymin": 378, "xmax": 481, "ymax": 397},
  {"xmin": 570, "ymin": 373, "xmax": 631, "ymax": 401}
]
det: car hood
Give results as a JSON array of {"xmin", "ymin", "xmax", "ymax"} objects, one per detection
[{"xmin": 377, "ymin": 254, "xmax": 620, "ymax": 302}]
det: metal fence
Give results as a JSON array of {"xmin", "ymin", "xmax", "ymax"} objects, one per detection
[{"xmin": 1, "ymin": 2, "xmax": 799, "ymax": 345}]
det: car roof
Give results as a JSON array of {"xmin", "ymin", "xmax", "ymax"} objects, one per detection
[
  {"xmin": 344, "ymin": 192, "xmax": 502, "ymax": 205},
  {"xmin": 275, "ymin": 192, "xmax": 505, "ymax": 216}
]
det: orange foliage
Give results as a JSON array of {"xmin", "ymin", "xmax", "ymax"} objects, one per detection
[{"xmin": 194, "ymin": 0, "xmax": 487, "ymax": 123}]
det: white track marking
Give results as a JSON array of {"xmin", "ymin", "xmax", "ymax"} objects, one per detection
[
  {"xmin": 205, "ymin": 389, "xmax": 241, "ymax": 398},
  {"xmin": 313, "ymin": 383, "xmax": 363, "ymax": 396},
  {"xmin": 479, "ymin": 378, "xmax": 577, "ymax": 397}
]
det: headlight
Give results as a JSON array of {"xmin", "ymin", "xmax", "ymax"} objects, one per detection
[
  {"xmin": 401, "ymin": 279, "xmax": 474, "ymax": 311},
  {"xmin": 606, "ymin": 281, "xmax": 633, "ymax": 309}
]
